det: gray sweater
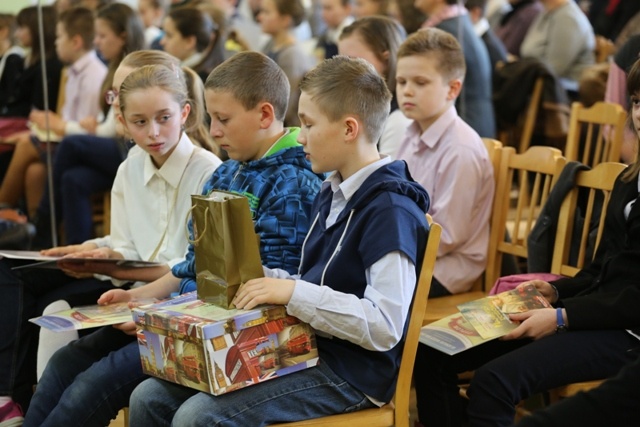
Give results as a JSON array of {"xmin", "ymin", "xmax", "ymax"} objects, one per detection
[{"xmin": 520, "ymin": 0, "xmax": 595, "ymax": 81}]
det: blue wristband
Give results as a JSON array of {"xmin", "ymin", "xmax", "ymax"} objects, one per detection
[{"xmin": 555, "ymin": 308, "xmax": 567, "ymax": 333}]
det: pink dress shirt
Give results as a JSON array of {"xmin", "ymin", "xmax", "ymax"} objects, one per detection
[{"xmin": 396, "ymin": 105, "xmax": 494, "ymax": 294}]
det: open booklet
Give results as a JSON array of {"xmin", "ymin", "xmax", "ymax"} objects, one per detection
[
  {"xmin": 419, "ymin": 284, "xmax": 552, "ymax": 355},
  {"xmin": 0, "ymin": 250, "xmax": 162, "ymax": 270},
  {"xmin": 29, "ymin": 302, "xmax": 141, "ymax": 332},
  {"xmin": 29, "ymin": 293, "xmax": 200, "ymax": 332}
]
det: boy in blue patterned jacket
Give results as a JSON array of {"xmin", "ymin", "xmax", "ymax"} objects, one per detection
[{"xmin": 129, "ymin": 56, "xmax": 431, "ymax": 426}]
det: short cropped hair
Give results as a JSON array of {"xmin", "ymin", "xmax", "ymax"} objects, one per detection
[
  {"xmin": 59, "ymin": 7, "xmax": 95, "ymax": 50},
  {"xmin": 204, "ymin": 51, "xmax": 290, "ymax": 121},
  {"xmin": 397, "ymin": 28, "xmax": 466, "ymax": 82},
  {"xmin": 299, "ymin": 55, "xmax": 391, "ymax": 144}
]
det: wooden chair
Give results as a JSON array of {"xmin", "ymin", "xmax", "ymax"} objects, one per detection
[
  {"xmin": 422, "ymin": 138, "xmax": 502, "ymax": 325},
  {"xmin": 269, "ymin": 220, "xmax": 442, "ymax": 427},
  {"xmin": 546, "ymin": 162, "xmax": 626, "ymax": 402},
  {"xmin": 484, "ymin": 146, "xmax": 566, "ymax": 288},
  {"xmin": 498, "ymin": 77, "xmax": 544, "ymax": 154},
  {"xmin": 550, "ymin": 162, "xmax": 627, "ymax": 277},
  {"xmin": 564, "ymin": 101, "xmax": 627, "ymax": 168}
]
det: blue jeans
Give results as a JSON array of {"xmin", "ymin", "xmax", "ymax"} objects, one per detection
[
  {"xmin": 24, "ymin": 327, "xmax": 143, "ymax": 427},
  {"xmin": 129, "ymin": 361, "xmax": 376, "ymax": 427},
  {"xmin": 0, "ymin": 259, "xmax": 116, "ymax": 411},
  {"xmin": 38, "ymin": 134, "xmax": 126, "ymax": 244},
  {"xmin": 414, "ymin": 329, "xmax": 640, "ymax": 427}
]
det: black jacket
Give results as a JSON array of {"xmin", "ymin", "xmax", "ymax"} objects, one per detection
[{"xmin": 552, "ymin": 171, "xmax": 640, "ymax": 335}]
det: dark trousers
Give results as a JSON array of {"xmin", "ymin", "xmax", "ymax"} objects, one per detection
[
  {"xmin": 0, "ymin": 259, "xmax": 116, "ymax": 410},
  {"xmin": 38, "ymin": 135, "xmax": 125, "ymax": 244},
  {"xmin": 414, "ymin": 329, "xmax": 640, "ymax": 427},
  {"xmin": 516, "ymin": 352, "xmax": 640, "ymax": 427}
]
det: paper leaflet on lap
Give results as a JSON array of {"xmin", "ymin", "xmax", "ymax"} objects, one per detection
[{"xmin": 189, "ymin": 191, "xmax": 264, "ymax": 309}]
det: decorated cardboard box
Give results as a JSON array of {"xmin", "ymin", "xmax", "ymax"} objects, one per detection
[{"xmin": 132, "ymin": 292, "xmax": 319, "ymax": 395}]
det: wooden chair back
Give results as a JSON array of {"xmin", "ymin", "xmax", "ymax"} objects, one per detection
[
  {"xmin": 547, "ymin": 162, "xmax": 626, "ymax": 402},
  {"xmin": 564, "ymin": 101, "xmax": 627, "ymax": 168},
  {"xmin": 498, "ymin": 77, "xmax": 544, "ymax": 154},
  {"xmin": 269, "ymin": 220, "xmax": 442, "ymax": 427},
  {"xmin": 484, "ymin": 146, "xmax": 566, "ymax": 288},
  {"xmin": 550, "ymin": 162, "xmax": 627, "ymax": 278}
]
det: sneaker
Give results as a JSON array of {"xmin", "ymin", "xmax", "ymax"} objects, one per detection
[{"xmin": 0, "ymin": 400, "xmax": 24, "ymax": 427}]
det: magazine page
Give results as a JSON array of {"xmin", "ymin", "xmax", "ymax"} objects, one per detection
[
  {"xmin": 420, "ymin": 284, "xmax": 552, "ymax": 354},
  {"xmin": 0, "ymin": 250, "xmax": 162, "ymax": 270},
  {"xmin": 419, "ymin": 314, "xmax": 494, "ymax": 355},
  {"xmin": 29, "ymin": 303, "xmax": 136, "ymax": 332},
  {"xmin": 457, "ymin": 284, "xmax": 552, "ymax": 340},
  {"xmin": 0, "ymin": 250, "xmax": 58, "ymax": 261}
]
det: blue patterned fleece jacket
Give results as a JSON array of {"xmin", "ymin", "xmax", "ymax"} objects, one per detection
[{"xmin": 173, "ymin": 128, "xmax": 323, "ymax": 294}]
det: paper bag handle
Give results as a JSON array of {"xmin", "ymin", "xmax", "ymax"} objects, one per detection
[{"xmin": 186, "ymin": 204, "xmax": 209, "ymax": 245}]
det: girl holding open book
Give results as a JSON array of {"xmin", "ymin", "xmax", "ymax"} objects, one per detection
[
  {"xmin": 0, "ymin": 50, "xmax": 221, "ymax": 425},
  {"xmin": 414, "ymin": 58, "xmax": 640, "ymax": 427}
]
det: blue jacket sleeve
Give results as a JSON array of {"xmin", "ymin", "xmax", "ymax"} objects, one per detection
[{"xmin": 255, "ymin": 169, "xmax": 321, "ymax": 274}]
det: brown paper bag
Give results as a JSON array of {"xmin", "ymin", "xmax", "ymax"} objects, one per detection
[{"xmin": 188, "ymin": 191, "xmax": 264, "ymax": 309}]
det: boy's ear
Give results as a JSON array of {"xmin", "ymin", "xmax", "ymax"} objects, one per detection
[
  {"xmin": 258, "ymin": 102, "xmax": 276, "ymax": 129},
  {"xmin": 447, "ymin": 78, "xmax": 463, "ymax": 101},
  {"xmin": 344, "ymin": 116, "xmax": 359, "ymax": 142},
  {"xmin": 71, "ymin": 34, "xmax": 84, "ymax": 51},
  {"xmin": 184, "ymin": 34, "xmax": 197, "ymax": 52}
]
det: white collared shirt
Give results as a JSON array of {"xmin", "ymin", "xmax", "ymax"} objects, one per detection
[{"xmin": 88, "ymin": 133, "xmax": 221, "ymax": 286}]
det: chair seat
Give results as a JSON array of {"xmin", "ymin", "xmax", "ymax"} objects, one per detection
[
  {"xmin": 422, "ymin": 291, "xmax": 487, "ymax": 325},
  {"xmin": 269, "ymin": 405, "xmax": 394, "ymax": 427}
]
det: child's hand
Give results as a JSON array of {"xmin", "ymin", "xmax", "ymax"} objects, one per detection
[
  {"xmin": 79, "ymin": 116, "xmax": 98, "ymax": 134},
  {"xmin": 98, "ymin": 288, "xmax": 131, "ymax": 305},
  {"xmin": 517, "ymin": 280, "xmax": 556, "ymax": 303},
  {"xmin": 502, "ymin": 308, "xmax": 557, "ymax": 341},
  {"xmin": 233, "ymin": 278, "xmax": 295, "ymax": 310},
  {"xmin": 29, "ymin": 109, "xmax": 64, "ymax": 134},
  {"xmin": 112, "ymin": 321, "xmax": 138, "ymax": 336},
  {"xmin": 41, "ymin": 242, "xmax": 99, "ymax": 256},
  {"xmin": 58, "ymin": 247, "xmax": 122, "ymax": 277}
]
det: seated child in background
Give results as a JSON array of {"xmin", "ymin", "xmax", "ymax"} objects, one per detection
[
  {"xmin": 338, "ymin": 15, "xmax": 411, "ymax": 158},
  {"xmin": 128, "ymin": 55, "xmax": 430, "ymax": 426},
  {"xmin": 259, "ymin": 0, "xmax": 316, "ymax": 127},
  {"xmin": 0, "ymin": 7, "xmax": 108, "ymax": 223},
  {"xmin": 137, "ymin": 0, "xmax": 168, "ymax": 49},
  {"xmin": 0, "ymin": 13, "xmax": 24, "ymax": 118},
  {"xmin": 23, "ymin": 51, "xmax": 322, "ymax": 426},
  {"xmin": 395, "ymin": 28, "xmax": 494, "ymax": 297},
  {"xmin": 413, "ymin": 56, "xmax": 640, "ymax": 427},
  {"xmin": 316, "ymin": 0, "xmax": 353, "ymax": 60}
]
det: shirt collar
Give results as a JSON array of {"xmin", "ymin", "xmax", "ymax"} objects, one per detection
[
  {"xmin": 68, "ymin": 50, "xmax": 98, "ymax": 76},
  {"xmin": 143, "ymin": 132, "xmax": 195, "ymax": 187},
  {"xmin": 405, "ymin": 105, "xmax": 457, "ymax": 151},
  {"xmin": 325, "ymin": 156, "xmax": 392, "ymax": 201}
]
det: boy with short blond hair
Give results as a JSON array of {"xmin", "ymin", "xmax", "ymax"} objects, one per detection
[
  {"xmin": 395, "ymin": 28, "xmax": 494, "ymax": 297},
  {"xmin": 129, "ymin": 55, "xmax": 431, "ymax": 426}
]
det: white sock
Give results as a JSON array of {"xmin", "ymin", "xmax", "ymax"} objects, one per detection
[{"xmin": 0, "ymin": 396, "xmax": 11, "ymax": 406}]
